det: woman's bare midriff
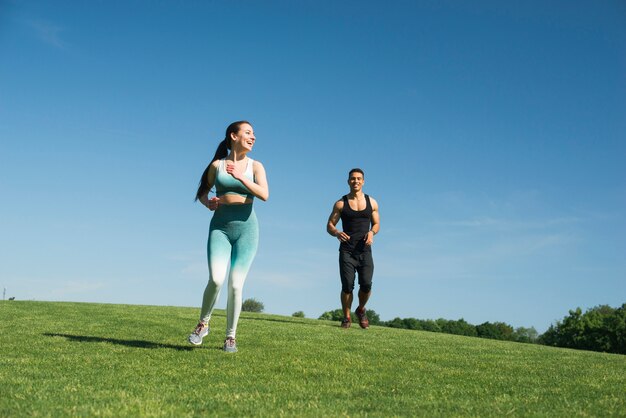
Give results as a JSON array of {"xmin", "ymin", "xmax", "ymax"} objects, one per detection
[{"xmin": 219, "ymin": 195, "xmax": 254, "ymax": 205}]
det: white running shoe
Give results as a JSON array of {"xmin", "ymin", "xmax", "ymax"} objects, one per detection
[
  {"xmin": 223, "ymin": 337, "xmax": 238, "ymax": 353},
  {"xmin": 188, "ymin": 322, "xmax": 209, "ymax": 345}
]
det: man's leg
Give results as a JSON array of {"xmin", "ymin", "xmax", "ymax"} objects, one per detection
[
  {"xmin": 339, "ymin": 251, "xmax": 356, "ymax": 327},
  {"xmin": 357, "ymin": 290, "xmax": 371, "ymax": 311},
  {"xmin": 355, "ymin": 252, "xmax": 374, "ymax": 329},
  {"xmin": 341, "ymin": 291, "xmax": 353, "ymax": 320}
]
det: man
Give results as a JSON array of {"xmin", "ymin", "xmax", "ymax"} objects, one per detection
[{"xmin": 326, "ymin": 168, "xmax": 380, "ymax": 329}]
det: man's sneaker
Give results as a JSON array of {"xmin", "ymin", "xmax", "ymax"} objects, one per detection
[
  {"xmin": 355, "ymin": 307, "xmax": 369, "ymax": 329},
  {"xmin": 223, "ymin": 337, "xmax": 238, "ymax": 353},
  {"xmin": 341, "ymin": 317, "xmax": 351, "ymax": 328},
  {"xmin": 188, "ymin": 322, "xmax": 209, "ymax": 345}
]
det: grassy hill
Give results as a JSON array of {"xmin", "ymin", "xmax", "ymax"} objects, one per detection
[{"xmin": 1, "ymin": 301, "xmax": 624, "ymax": 417}]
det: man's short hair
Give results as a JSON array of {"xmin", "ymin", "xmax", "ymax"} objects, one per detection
[{"xmin": 348, "ymin": 168, "xmax": 364, "ymax": 178}]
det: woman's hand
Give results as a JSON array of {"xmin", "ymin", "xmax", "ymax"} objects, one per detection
[
  {"xmin": 225, "ymin": 162, "xmax": 242, "ymax": 180},
  {"xmin": 208, "ymin": 196, "xmax": 220, "ymax": 211}
]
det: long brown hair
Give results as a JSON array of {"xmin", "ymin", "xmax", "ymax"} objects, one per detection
[{"xmin": 195, "ymin": 121, "xmax": 250, "ymax": 200}]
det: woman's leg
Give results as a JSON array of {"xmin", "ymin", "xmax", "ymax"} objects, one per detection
[
  {"xmin": 199, "ymin": 228, "xmax": 231, "ymax": 323},
  {"xmin": 225, "ymin": 211, "xmax": 259, "ymax": 338}
]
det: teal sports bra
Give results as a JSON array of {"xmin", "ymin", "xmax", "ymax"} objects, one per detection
[{"xmin": 215, "ymin": 158, "xmax": 255, "ymax": 199}]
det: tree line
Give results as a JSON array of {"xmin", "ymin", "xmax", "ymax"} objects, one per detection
[
  {"xmin": 318, "ymin": 303, "xmax": 625, "ymax": 354},
  {"xmin": 317, "ymin": 308, "xmax": 538, "ymax": 343},
  {"xmin": 244, "ymin": 297, "xmax": 624, "ymax": 354}
]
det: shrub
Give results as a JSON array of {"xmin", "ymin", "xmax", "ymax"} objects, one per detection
[{"xmin": 241, "ymin": 298, "xmax": 264, "ymax": 313}]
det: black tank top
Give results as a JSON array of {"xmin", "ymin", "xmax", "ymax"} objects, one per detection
[{"xmin": 339, "ymin": 194, "xmax": 373, "ymax": 254}]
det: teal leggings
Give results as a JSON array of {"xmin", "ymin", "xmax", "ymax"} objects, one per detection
[{"xmin": 199, "ymin": 204, "xmax": 259, "ymax": 338}]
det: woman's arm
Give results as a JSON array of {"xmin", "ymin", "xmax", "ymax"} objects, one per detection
[
  {"xmin": 197, "ymin": 161, "xmax": 219, "ymax": 210},
  {"xmin": 229, "ymin": 160, "xmax": 269, "ymax": 201}
]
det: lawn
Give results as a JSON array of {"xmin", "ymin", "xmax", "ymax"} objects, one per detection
[{"xmin": 1, "ymin": 301, "xmax": 625, "ymax": 416}]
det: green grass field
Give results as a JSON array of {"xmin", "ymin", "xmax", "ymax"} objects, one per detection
[{"xmin": 1, "ymin": 301, "xmax": 625, "ymax": 417}]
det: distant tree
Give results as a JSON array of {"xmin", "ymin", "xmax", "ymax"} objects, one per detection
[
  {"xmin": 292, "ymin": 311, "xmax": 305, "ymax": 318},
  {"xmin": 559, "ymin": 307, "xmax": 586, "ymax": 348},
  {"xmin": 579, "ymin": 305, "xmax": 617, "ymax": 352},
  {"xmin": 383, "ymin": 317, "xmax": 441, "ymax": 332},
  {"xmin": 476, "ymin": 322, "xmax": 514, "ymax": 341},
  {"xmin": 476, "ymin": 322, "xmax": 499, "ymax": 339},
  {"xmin": 418, "ymin": 319, "xmax": 441, "ymax": 333},
  {"xmin": 512, "ymin": 326, "xmax": 539, "ymax": 343},
  {"xmin": 241, "ymin": 298, "xmax": 264, "ymax": 313},
  {"xmin": 606, "ymin": 304, "xmax": 626, "ymax": 353},
  {"xmin": 435, "ymin": 318, "xmax": 449, "ymax": 331},
  {"xmin": 385, "ymin": 317, "xmax": 406, "ymax": 329},
  {"xmin": 537, "ymin": 324, "xmax": 559, "ymax": 347},
  {"xmin": 365, "ymin": 309, "xmax": 381, "ymax": 325},
  {"xmin": 438, "ymin": 318, "xmax": 477, "ymax": 337},
  {"xmin": 402, "ymin": 317, "xmax": 421, "ymax": 330},
  {"xmin": 538, "ymin": 303, "xmax": 626, "ymax": 354},
  {"xmin": 318, "ymin": 309, "xmax": 344, "ymax": 321}
]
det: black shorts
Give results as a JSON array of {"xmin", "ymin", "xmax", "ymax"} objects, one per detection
[{"xmin": 339, "ymin": 250, "xmax": 374, "ymax": 294}]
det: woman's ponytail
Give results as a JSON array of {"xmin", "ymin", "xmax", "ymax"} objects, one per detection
[
  {"xmin": 195, "ymin": 138, "xmax": 228, "ymax": 201},
  {"xmin": 195, "ymin": 120, "xmax": 250, "ymax": 201},
  {"xmin": 210, "ymin": 138, "xmax": 230, "ymax": 164}
]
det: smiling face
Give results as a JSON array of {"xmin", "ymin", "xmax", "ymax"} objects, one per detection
[
  {"xmin": 231, "ymin": 123, "xmax": 255, "ymax": 152},
  {"xmin": 347, "ymin": 170, "xmax": 364, "ymax": 193}
]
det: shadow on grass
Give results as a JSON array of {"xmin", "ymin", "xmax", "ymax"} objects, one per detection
[
  {"xmin": 206, "ymin": 310, "xmax": 342, "ymax": 328},
  {"xmin": 43, "ymin": 333, "xmax": 195, "ymax": 351},
  {"xmin": 240, "ymin": 314, "xmax": 343, "ymax": 329}
]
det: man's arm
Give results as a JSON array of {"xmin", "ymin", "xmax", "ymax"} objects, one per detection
[
  {"xmin": 327, "ymin": 200, "xmax": 350, "ymax": 242},
  {"xmin": 364, "ymin": 197, "xmax": 380, "ymax": 246}
]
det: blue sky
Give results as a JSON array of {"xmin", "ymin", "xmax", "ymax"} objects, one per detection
[{"xmin": 1, "ymin": 0, "xmax": 624, "ymax": 332}]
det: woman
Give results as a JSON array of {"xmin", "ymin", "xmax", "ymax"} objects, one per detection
[{"xmin": 188, "ymin": 120, "xmax": 269, "ymax": 353}]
